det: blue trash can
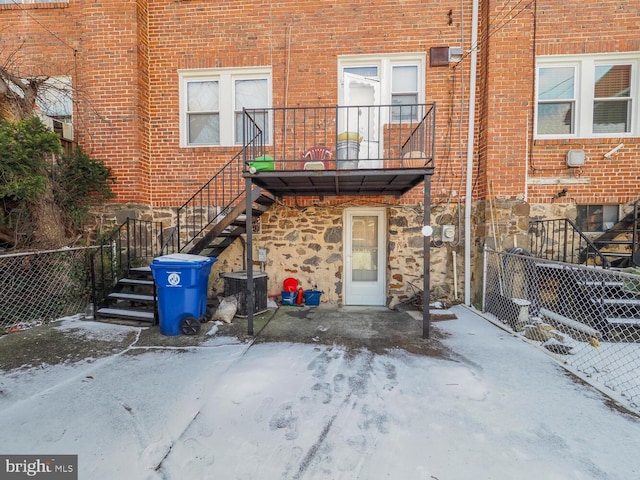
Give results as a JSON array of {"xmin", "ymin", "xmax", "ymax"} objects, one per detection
[{"xmin": 150, "ymin": 253, "xmax": 217, "ymax": 336}]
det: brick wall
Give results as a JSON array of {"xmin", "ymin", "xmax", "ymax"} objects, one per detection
[
  {"xmin": 144, "ymin": 0, "xmax": 472, "ymax": 207},
  {"xmin": 482, "ymin": 0, "xmax": 640, "ymax": 204},
  {"xmin": 3, "ymin": 1, "xmax": 638, "ymax": 305},
  {"xmin": 1, "ymin": 1, "xmax": 147, "ymax": 203},
  {"xmin": 2, "ymin": 1, "xmax": 637, "ymax": 209}
]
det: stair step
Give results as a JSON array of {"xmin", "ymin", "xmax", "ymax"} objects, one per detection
[
  {"xmin": 96, "ymin": 307, "xmax": 155, "ymax": 321},
  {"xmin": 218, "ymin": 229, "xmax": 244, "ymax": 237},
  {"xmin": 130, "ymin": 266, "xmax": 151, "ymax": 272},
  {"xmin": 119, "ymin": 278, "xmax": 154, "ymax": 286},
  {"xmin": 108, "ymin": 292, "xmax": 156, "ymax": 302},
  {"xmin": 580, "ymin": 280, "xmax": 623, "ymax": 288},
  {"xmin": 594, "ymin": 239, "xmax": 633, "ymax": 245},
  {"xmin": 606, "ymin": 317, "xmax": 640, "ymax": 326},
  {"xmin": 593, "ymin": 297, "xmax": 640, "ymax": 306},
  {"xmin": 256, "ymin": 194, "xmax": 275, "ymax": 205},
  {"xmin": 129, "ymin": 266, "xmax": 152, "ymax": 277}
]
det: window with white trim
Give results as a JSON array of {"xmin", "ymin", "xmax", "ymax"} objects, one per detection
[
  {"xmin": 391, "ymin": 65, "xmax": 419, "ymax": 121},
  {"xmin": 179, "ymin": 67, "xmax": 271, "ymax": 147},
  {"xmin": 535, "ymin": 53, "xmax": 639, "ymax": 138},
  {"xmin": 36, "ymin": 76, "xmax": 73, "ymax": 123}
]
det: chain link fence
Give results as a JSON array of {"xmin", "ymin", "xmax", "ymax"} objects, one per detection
[
  {"xmin": 482, "ymin": 247, "xmax": 640, "ymax": 411},
  {"xmin": 0, "ymin": 247, "xmax": 96, "ymax": 333}
]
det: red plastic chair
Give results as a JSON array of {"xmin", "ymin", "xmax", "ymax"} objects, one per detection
[{"xmin": 300, "ymin": 146, "xmax": 332, "ymax": 170}]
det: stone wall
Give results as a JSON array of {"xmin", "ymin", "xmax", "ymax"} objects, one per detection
[
  {"xmin": 206, "ymin": 203, "xmax": 458, "ymax": 308},
  {"xmin": 95, "ymin": 197, "xmax": 629, "ymax": 308}
]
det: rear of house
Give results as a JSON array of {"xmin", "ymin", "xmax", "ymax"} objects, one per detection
[{"xmin": 1, "ymin": 0, "xmax": 638, "ymax": 310}]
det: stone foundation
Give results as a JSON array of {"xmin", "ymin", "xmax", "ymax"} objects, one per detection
[{"xmin": 91, "ymin": 198, "xmax": 593, "ymax": 307}]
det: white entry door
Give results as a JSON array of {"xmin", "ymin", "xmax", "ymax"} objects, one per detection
[
  {"xmin": 344, "ymin": 208, "xmax": 386, "ymax": 305},
  {"xmin": 341, "ymin": 72, "xmax": 383, "ymax": 169}
]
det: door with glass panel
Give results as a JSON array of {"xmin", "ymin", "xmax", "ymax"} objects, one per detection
[
  {"xmin": 344, "ymin": 208, "xmax": 386, "ymax": 305},
  {"xmin": 341, "ymin": 70, "xmax": 382, "ymax": 168}
]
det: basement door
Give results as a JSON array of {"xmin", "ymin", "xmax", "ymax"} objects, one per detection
[{"xmin": 344, "ymin": 208, "xmax": 386, "ymax": 305}]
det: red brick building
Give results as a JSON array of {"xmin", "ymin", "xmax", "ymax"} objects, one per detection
[{"xmin": 1, "ymin": 0, "xmax": 638, "ymax": 308}]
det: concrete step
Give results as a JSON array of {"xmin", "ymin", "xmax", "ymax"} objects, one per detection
[
  {"xmin": 108, "ymin": 292, "xmax": 156, "ymax": 303},
  {"xmin": 96, "ymin": 307, "xmax": 155, "ymax": 322},
  {"xmin": 118, "ymin": 278, "xmax": 154, "ymax": 287}
]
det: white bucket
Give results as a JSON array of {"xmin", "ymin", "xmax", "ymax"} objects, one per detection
[{"xmin": 336, "ymin": 140, "xmax": 359, "ymax": 169}]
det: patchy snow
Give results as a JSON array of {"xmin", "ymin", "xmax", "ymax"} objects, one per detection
[
  {"xmin": 481, "ymin": 312, "xmax": 640, "ymax": 411},
  {"xmin": 1, "ymin": 306, "xmax": 639, "ymax": 479},
  {"xmin": 53, "ymin": 314, "xmax": 140, "ymax": 342}
]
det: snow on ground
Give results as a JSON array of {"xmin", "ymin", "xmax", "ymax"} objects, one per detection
[
  {"xmin": 1, "ymin": 306, "xmax": 639, "ymax": 479},
  {"xmin": 54, "ymin": 314, "xmax": 138, "ymax": 342}
]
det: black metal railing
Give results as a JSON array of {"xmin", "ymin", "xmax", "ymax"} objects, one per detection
[
  {"xmin": 160, "ymin": 150, "xmax": 246, "ymax": 255},
  {"xmin": 633, "ymin": 200, "xmax": 640, "ymax": 266},
  {"xmin": 90, "ymin": 218, "xmax": 165, "ymax": 309},
  {"xmin": 243, "ymin": 104, "xmax": 436, "ymax": 171},
  {"xmin": 529, "ymin": 218, "xmax": 611, "ymax": 268}
]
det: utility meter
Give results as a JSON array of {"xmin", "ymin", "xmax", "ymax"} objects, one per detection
[{"xmin": 442, "ymin": 225, "xmax": 455, "ymax": 242}]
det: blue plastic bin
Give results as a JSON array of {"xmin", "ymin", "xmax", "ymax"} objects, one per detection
[
  {"xmin": 150, "ymin": 253, "xmax": 217, "ymax": 336},
  {"xmin": 303, "ymin": 290, "xmax": 322, "ymax": 306},
  {"xmin": 281, "ymin": 291, "xmax": 296, "ymax": 305}
]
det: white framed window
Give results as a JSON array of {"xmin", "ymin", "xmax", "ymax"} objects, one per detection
[
  {"xmin": 391, "ymin": 64, "xmax": 419, "ymax": 121},
  {"xmin": 179, "ymin": 67, "xmax": 272, "ymax": 147},
  {"xmin": 338, "ymin": 53, "xmax": 425, "ymax": 119},
  {"xmin": 535, "ymin": 53, "xmax": 639, "ymax": 138},
  {"xmin": 36, "ymin": 76, "xmax": 73, "ymax": 123}
]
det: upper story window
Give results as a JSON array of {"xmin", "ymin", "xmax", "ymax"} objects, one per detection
[
  {"xmin": 391, "ymin": 65, "xmax": 419, "ymax": 121},
  {"xmin": 36, "ymin": 76, "xmax": 73, "ymax": 123},
  {"xmin": 593, "ymin": 65, "xmax": 631, "ymax": 134},
  {"xmin": 535, "ymin": 53, "xmax": 639, "ymax": 138},
  {"xmin": 179, "ymin": 67, "xmax": 271, "ymax": 147}
]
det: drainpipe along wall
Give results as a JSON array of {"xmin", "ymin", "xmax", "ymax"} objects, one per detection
[{"xmin": 464, "ymin": 0, "xmax": 479, "ymax": 306}]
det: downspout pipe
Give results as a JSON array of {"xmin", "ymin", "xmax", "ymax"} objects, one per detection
[{"xmin": 464, "ymin": 0, "xmax": 479, "ymax": 306}]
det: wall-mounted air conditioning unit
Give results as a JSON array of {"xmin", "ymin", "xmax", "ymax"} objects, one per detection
[
  {"xmin": 61, "ymin": 122, "xmax": 74, "ymax": 141},
  {"xmin": 52, "ymin": 119, "xmax": 74, "ymax": 141}
]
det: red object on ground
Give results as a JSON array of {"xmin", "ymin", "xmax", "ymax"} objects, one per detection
[
  {"xmin": 296, "ymin": 287, "xmax": 304, "ymax": 305},
  {"xmin": 283, "ymin": 277, "xmax": 298, "ymax": 292}
]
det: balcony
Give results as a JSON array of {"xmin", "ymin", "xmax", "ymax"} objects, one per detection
[{"xmin": 242, "ymin": 104, "xmax": 436, "ymax": 197}]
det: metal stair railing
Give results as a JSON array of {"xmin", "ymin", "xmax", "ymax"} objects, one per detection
[
  {"xmin": 161, "ymin": 150, "xmax": 246, "ymax": 255},
  {"xmin": 632, "ymin": 200, "xmax": 640, "ymax": 266},
  {"xmin": 90, "ymin": 150, "xmax": 251, "ymax": 319},
  {"xmin": 529, "ymin": 218, "xmax": 611, "ymax": 268},
  {"xmin": 89, "ymin": 218, "xmax": 165, "ymax": 312}
]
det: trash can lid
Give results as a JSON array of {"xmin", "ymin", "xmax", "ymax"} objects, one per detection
[
  {"xmin": 222, "ymin": 270, "xmax": 267, "ymax": 279},
  {"xmin": 153, "ymin": 253, "xmax": 216, "ymax": 264}
]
